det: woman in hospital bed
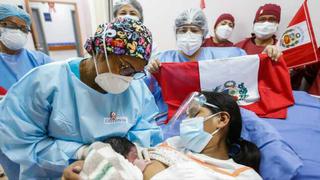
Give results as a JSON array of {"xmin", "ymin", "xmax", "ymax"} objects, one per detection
[
  {"xmin": 143, "ymin": 91, "xmax": 262, "ymax": 180},
  {"xmin": 63, "ymin": 91, "xmax": 261, "ymax": 180}
]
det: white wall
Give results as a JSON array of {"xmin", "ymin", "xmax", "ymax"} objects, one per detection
[
  {"xmin": 139, "ymin": 0, "xmax": 320, "ymax": 52},
  {"xmin": 88, "ymin": 0, "xmax": 111, "ymax": 34},
  {"xmin": 30, "ymin": 2, "xmax": 76, "ymax": 44}
]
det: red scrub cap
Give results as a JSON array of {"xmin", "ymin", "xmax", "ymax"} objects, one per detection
[
  {"xmin": 214, "ymin": 13, "xmax": 235, "ymax": 29},
  {"xmin": 254, "ymin": 3, "xmax": 281, "ymax": 23}
]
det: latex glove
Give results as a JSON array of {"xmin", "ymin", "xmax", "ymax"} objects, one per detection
[
  {"xmin": 262, "ymin": 45, "xmax": 283, "ymax": 61},
  {"xmin": 147, "ymin": 59, "xmax": 161, "ymax": 73},
  {"xmin": 75, "ymin": 142, "xmax": 107, "ymax": 160}
]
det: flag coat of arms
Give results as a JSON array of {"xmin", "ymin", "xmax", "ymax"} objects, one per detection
[
  {"xmin": 279, "ymin": 0, "xmax": 319, "ymax": 68},
  {"xmin": 154, "ymin": 54, "xmax": 294, "ymax": 123}
]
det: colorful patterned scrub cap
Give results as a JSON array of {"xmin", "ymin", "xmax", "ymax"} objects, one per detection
[{"xmin": 84, "ymin": 17, "xmax": 153, "ymax": 61}]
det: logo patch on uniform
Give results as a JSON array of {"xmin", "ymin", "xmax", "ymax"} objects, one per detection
[
  {"xmin": 104, "ymin": 112, "xmax": 128, "ymax": 124},
  {"xmin": 213, "ymin": 80, "xmax": 249, "ymax": 102}
]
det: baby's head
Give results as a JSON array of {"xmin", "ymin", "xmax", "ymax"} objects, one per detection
[{"xmin": 104, "ymin": 137, "xmax": 138, "ymax": 163}]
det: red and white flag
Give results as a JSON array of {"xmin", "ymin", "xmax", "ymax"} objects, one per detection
[
  {"xmin": 200, "ymin": 0, "xmax": 206, "ymax": 9},
  {"xmin": 279, "ymin": 0, "xmax": 320, "ymax": 68},
  {"xmin": 154, "ymin": 54, "xmax": 294, "ymax": 123}
]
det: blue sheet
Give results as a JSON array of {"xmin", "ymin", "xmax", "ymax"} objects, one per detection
[
  {"xmin": 263, "ymin": 91, "xmax": 320, "ymax": 180},
  {"xmin": 241, "ymin": 108, "xmax": 302, "ymax": 180}
]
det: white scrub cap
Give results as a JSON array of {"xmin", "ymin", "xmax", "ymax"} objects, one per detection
[
  {"xmin": 113, "ymin": 0, "xmax": 144, "ymax": 22},
  {"xmin": 174, "ymin": 8, "xmax": 208, "ymax": 37}
]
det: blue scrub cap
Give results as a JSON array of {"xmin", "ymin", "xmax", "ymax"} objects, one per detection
[{"xmin": 0, "ymin": 4, "xmax": 31, "ymax": 27}]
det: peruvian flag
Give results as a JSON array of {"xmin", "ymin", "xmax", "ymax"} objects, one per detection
[
  {"xmin": 154, "ymin": 54, "xmax": 294, "ymax": 123},
  {"xmin": 279, "ymin": 0, "xmax": 320, "ymax": 68},
  {"xmin": 0, "ymin": 86, "xmax": 7, "ymax": 96}
]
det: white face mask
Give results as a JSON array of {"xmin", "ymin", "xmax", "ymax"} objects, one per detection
[
  {"xmin": 93, "ymin": 29, "xmax": 133, "ymax": 94},
  {"xmin": 253, "ymin": 22, "xmax": 278, "ymax": 40},
  {"xmin": 95, "ymin": 73, "xmax": 133, "ymax": 94},
  {"xmin": 176, "ymin": 32, "xmax": 203, "ymax": 56},
  {"xmin": 0, "ymin": 27, "xmax": 28, "ymax": 50},
  {"xmin": 215, "ymin": 25, "xmax": 233, "ymax": 40},
  {"xmin": 119, "ymin": 14, "xmax": 140, "ymax": 21}
]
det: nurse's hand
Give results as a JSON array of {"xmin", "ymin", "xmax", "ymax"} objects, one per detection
[
  {"xmin": 262, "ymin": 45, "xmax": 283, "ymax": 61},
  {"xmin": 62, "ymin": 160, "xmax": 84, "ymax": 180},
  {"xmin": 147, "ymin": 59, "xmax": 161, "ymax": 73}
]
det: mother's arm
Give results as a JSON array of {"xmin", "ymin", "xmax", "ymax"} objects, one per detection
[{"xmin": 143, "ymin": 160, "xmax": 168, "ymax": 180}]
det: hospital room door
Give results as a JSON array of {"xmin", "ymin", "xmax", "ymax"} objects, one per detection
[{"xmin": 26, "ymin": 0, "xmax": 84, "ymax": 61}]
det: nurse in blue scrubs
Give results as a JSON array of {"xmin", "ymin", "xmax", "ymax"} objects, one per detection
[
  {"xmin": 0, "ymin": 17, "xmax": 163, "ymax": 179},
  {"xmin": 0, "ymin": 4, "xmax": 53, "ymax": 92}
]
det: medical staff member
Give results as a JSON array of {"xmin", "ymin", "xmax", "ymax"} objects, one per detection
[
  {"xmin": 143, "ymin": 92, "xmax": 262, "ymax": 180},
  {"xmin": 0, "ymin": 4, "xmax": 53, "ymax": 93},
  {"xmin": 202, "ymin": 13, "xmax": 235, "ymax": 47},
  {"xmin": 0, "ymin": 18, "xmax": 163, "ymax": 179},
  {"xmin": 113, "ymin": 0, "xmax": 159, "ymax": 60},
  {"xmin": 113, "ymin": 0, "xmax": 143, "ymax": 22},
  {"xmin": 147, "ymin": 9, "xmax": 281, "ymax": 122},
  {"xmin": 235, "ymin": 3, "xmax": 281, "ymax": 58}
]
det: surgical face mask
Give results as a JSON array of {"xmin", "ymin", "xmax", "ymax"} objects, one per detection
[
  {"xmin": 215, "ymin": 25, "xmax": 233, "ymax": 40},
  {"xmin": 0, "ymin": 27, "xmax": 28, "ymax": 50},
  {"xmin": 180, "ymin": 113, "xmax": 220, "ymax": 153},
  {"xmin": 95, "ymin": 73, "xmax": 133, "ymax": 94},
  {"xmin": 119, "ymin": 14, "xmax": 140, "ymax": 21},
  {"xmin": 253, "ymin": 22, "xmax": 278, "ymax": 40},
  {"xmin": 93, "ymin": 29, "xmax": 133, "ymax": 94},
  {"xmin": 176, "ymin": 32, "xmax": 203, "ymax": 56}
]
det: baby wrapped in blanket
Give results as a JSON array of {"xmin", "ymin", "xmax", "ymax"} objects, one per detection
[{"xmin": 79, "ymin": 137, "xmax": 150, "ymax": 180}]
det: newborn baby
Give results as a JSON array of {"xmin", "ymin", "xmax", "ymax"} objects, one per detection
[
  {"xmin": 79, "ymin": 137, "xmax": 150, "ymax": 180},
  {"xmin": 104, "ymin": 137, "xmax": 138, "ymax": 163}
]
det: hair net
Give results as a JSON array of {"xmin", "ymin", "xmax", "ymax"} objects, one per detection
[
  {"xmin": 84, "ymin": 17, "xmax": 153, "ymax": 62},
  {"xmin": 174, "ymin": 8, "xmax": 208, "ymax": 37},
  {"xmin": 113, "ymin": 0, "xmax": 144, "ymax": 22},
  {"xmin": 0, "ymin": 4, "xmax": 31, "ymax": 27}
]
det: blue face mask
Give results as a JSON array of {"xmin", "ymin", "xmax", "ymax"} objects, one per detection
[{"xmin": 180, "ymin": 113, "xmax": 220, "ymax": 153}]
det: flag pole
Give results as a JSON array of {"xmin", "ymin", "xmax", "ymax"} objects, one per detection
[{"xmin": 303, "ymin": 0, "xmax": 320, "ymax": 61}]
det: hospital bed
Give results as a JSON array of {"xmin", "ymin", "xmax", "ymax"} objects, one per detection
[{"xmin": 161, "ymin": 91, "xmax": 320, "ymax": 180}]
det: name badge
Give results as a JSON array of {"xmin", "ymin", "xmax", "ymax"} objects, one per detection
[{"xmin": 104, "ymin": 112, "xmax": 128, "ymax": 124}]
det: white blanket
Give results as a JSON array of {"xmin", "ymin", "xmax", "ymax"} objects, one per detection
[{"xmin": 80, "ymin": 144, "xmax": 142, "ymax": 180}]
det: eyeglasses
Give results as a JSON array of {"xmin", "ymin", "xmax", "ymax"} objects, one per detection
[
  {"xmin": 257, "ymin": 17, "xmax": 278, "ymax": 23},
  {"xmin": 0, "ymin": 22, "xmax": 30, "ymax": 33},
  {"xmin": 119, "ymin": 60, "xmax": 146, "ymax": 80},
  {"xmin": 176, "ymin": 26, "xmax": 202, "ymax": 34},
  {"xmin": 219, "ymin": 21, "xmax": 235, "ymax": 28}
]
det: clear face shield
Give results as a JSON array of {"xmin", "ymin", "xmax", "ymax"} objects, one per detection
[{"xmin": 165, "ymin": 92, "xmax": 220, "ymax": 138}]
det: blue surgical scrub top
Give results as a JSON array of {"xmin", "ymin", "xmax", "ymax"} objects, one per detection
[
  {"xmin": 0, "ymin": 58, "xmax": 163, "ymax": 179},
  {"xmin": 0, "ymin": 48, "xmax": 53, "ymax": 91},
  {"xmin": 145, "ymin": 47, "xmax": 246, "ymax": 123}
]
